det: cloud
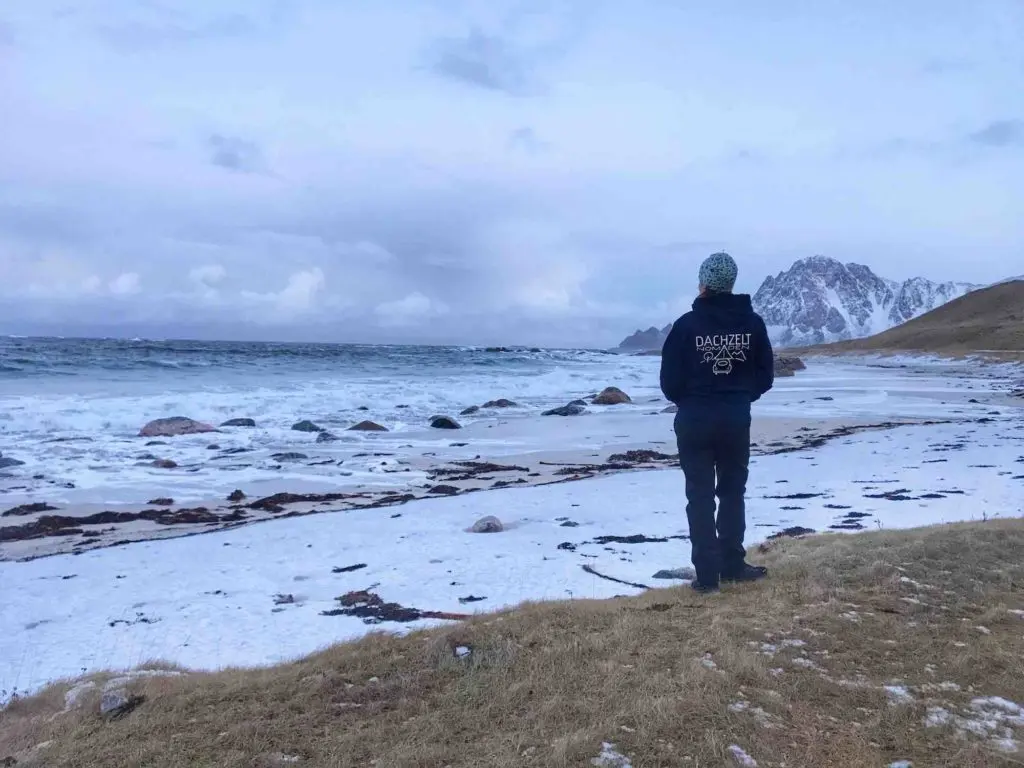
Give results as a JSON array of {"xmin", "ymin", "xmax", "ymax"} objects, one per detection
[
  {"xmin": 97, "ymin": 12, "xmax": 255, "ymax": 52},
  {"xmin": 189, "ymin": 264, "xmax": 227, "ymax": 287},
  {"xmin": 508, "ymin": 126, "xmax": 550, "ymax": 153},
  {"xmin": 374, "ymin": 291, "xmax": 449, "ymax": 326},
  {"xmin": 1, "ymin": 0, "xmax": 1022, "ymax": 346},
  {"xmin": 207, "ymin": 134, "xmax": 267, "ymax": 173},
  {"xmin": 423, "ymin": 1, "xmax": 590, "ymax": 96},
  {"xmin": 240, "ymin": 268, "xmax": 326, "ymax": 319},
  {"xmin": 922, "ymin": 57, "xmax": 975, "ymax": 75},
  {"xmin": 426, "ymin": 28, "xmax": 533, "ymax": 95},
  {"xmin": 108, "ymin": 272, "xmax": 142, "ymax": 295},
  {"xmin": 277, "ymin": 268, "xmax": 325, "ymax": 312},
  {"xmin": 968, "ymin": 120, "xmax": 1024, "ymax": 148}
]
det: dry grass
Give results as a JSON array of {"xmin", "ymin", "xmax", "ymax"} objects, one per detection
[
  {"xmin": 811, "ymin": 279, "xmax": 1024, "ymax": 358},
  {"xmin": 4, "ymin": 520, "xmax": 1024, "ymax": 767}
]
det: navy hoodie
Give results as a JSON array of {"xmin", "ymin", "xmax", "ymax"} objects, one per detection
[{"xmin": 659, "ymin": 292, "xmax": 775, "ymax": 412}]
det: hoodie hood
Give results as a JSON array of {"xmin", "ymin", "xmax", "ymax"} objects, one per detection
[{"xmin": 691, "ymin": 292, "xmax": 754, "ymax": 319}]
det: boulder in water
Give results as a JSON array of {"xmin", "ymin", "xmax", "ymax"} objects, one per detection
[
  {"xmin": 0, "ymin": 456, "xmax": 25, "ymax": 469},
  {"xmin": 662, "ymin": 405, "xmax": 678, "ymax": 414},
  {"xmin": 460, "ymin": 406, "xmax": 481, "ymax": 416},
  {"xmin": 482, "ymin": 399, "xmax": 519, "ymax": 408},
  {"xmin": 348, "ymin": 420, "xmax": 388, "ymax": 432},
  {"xmin": 291, "ymin": 420, "xmax": 324, "ymax": 433},
  {"xmin": 148, "ymin": 497, "xmax": 174, "ymax": 506},
  {"xmin": 139, "ymin": 417, "xmax": 216, "ymax": 438},
  {"xmin": 316, "ymin": 431, "xmax": 340, "ymax": 443},
  {"xmin": 227, "ymin": 489, "xmax": 246, "ymax": 502},
  {"xmin": 430, "ymin": 416, "xmax": 462, "ymax": 430},
  {"xmin": 220, "ymin": 418, "xmax": 256, "ymax": 428},
  {"xmin": 543, "ymin": 403, "xmax": 586, "ymax": 417},
  {"xmin": 151, "ymin": 459, "xmax": 178, "ymax": 469},
  {"xmin": 271, "ymin": 452, "xmax": 308, "ymax": 462},
  {"xmin": 592, "ymin": 387, "xmax": 631, "ymax": 405}
]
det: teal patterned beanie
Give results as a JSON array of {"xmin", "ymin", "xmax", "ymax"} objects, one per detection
[{"xmin": 698, "ymin": 252, "xmax": 738, "ymax": 293}]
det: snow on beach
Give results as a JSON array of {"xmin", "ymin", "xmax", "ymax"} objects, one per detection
[
  {"xmin": 0, "ymin": 351, "xmax": 1021, "ymax": 698},
  {"xmin": 2, "ymin": 381, "xmax": 1022, "ymax": 698}
]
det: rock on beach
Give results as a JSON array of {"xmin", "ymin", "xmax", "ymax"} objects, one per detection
[
  {"xmin": 592, "ymin": 387, "xmax": 631, "ymax": 405},
  {"xmin": 138, "ymin": 417, "xmax": 216, "ymax": 438}
]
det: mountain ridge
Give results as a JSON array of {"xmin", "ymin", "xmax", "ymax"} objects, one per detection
[{"xmin": 614, "ymin": 256, "xmax": 979, "ymax": 350}]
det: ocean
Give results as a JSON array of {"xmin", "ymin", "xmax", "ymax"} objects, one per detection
[{"xmin": 0, "ymin": 337, "xmax": 660, "ymax": 506}]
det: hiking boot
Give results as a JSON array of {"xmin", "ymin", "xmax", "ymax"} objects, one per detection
[
  {"xmin": 721, "ymin": 564, "xmax": 768, "ymax": 583},
  {"xmin": 690, "ymin": 580, "xmax": 720, "ymax": 594}
]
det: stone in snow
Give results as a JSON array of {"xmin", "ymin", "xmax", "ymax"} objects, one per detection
[
  {"xmin": 138, "ymin": 417, "xmax": 217, "ymax": 438},
  {"xmin": 471, "ymin": 515, "xmax": 504, "ymax": 533},
  {"xmin": 592, "ymin": 387, "xmax": 632, "ymax": 405},
  {"xmin": 430, "ymin": 415, "xmax": 462, "ymax": 430},
  {"xmin": 220, "ymin": 418, "xmax": 256, "ymax": 427},
  {"xmin": 348, "ymin": 420, "xmax": 388, "ymax": 432},
  {"xmin": 653, "ymin": 567, "xmax": 696, "ymax": 581},
  {"xmin": 774, "ymin": 356, "xmax": 806, "ymax": 377}
]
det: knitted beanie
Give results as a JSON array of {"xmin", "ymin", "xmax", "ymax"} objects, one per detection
[{"xmin": 698, "ymin": 252, "xmax": 738, "ymax": 293}]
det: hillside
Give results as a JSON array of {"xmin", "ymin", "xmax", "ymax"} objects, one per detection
[
  {"xmin": 821, "ymin": 279, "xmax": 1024, "ymax": 356},
  {"xmin": 4, "ymin": 519, "xmax": 1024, "ymax": 767}
]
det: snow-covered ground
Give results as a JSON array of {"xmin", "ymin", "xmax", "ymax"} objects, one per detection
[
  {"xmin": 2, "ymin": 405, "xmax": 1021, "ymax": 699},
  {"xmin": 1, "ymin": 356, "xmax": 1021, "ymax": 699}
]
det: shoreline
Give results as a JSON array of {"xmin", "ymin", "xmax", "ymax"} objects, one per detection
[
  {"xmin": 2, "ymin": 354, "xmax": 1020, "ymax": 562},
  {"xmin": 0, "ymin": 415, "xmax": 976, "ymax": 562},
  {"xmin": 0, "ymin": 415, "xmax": 999, "ymax": 565}
]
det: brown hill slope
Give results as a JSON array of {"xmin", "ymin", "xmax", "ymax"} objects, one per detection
[
  {"xmin": 821, "ymin": 279, "xmax": 1023, "ymax": 356},
  {"xmin": 4, "ymin": 519, "xmax": 1024, "ymax": 767}
]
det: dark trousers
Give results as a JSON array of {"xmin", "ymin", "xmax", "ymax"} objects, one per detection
[{"xmin": 674, "ymin": 410, "xmax": 751, "ymax": 585}]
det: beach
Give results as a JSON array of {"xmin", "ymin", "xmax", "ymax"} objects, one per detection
[{"xmin": 1, "ymin": 347, "xmax": 1022, "ymax": 698}]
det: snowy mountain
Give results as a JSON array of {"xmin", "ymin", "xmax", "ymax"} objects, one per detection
[{"xmin": 751, "ymin": 256, "xmax": 978, "ymax": 347}]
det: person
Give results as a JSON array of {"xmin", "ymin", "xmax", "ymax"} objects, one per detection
[{"xmin": 659, "ymin": 252, "xmax": 775, "ymax": 593}]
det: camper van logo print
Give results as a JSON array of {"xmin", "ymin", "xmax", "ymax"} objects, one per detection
[{"xmin": 696, "ymin": 333, "xmax": 751, "ymax": 376}]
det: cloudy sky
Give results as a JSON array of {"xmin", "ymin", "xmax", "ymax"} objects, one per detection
[{"xmin": 1, "ymin": 0, "xmax": 1021, "ymax": 346}]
